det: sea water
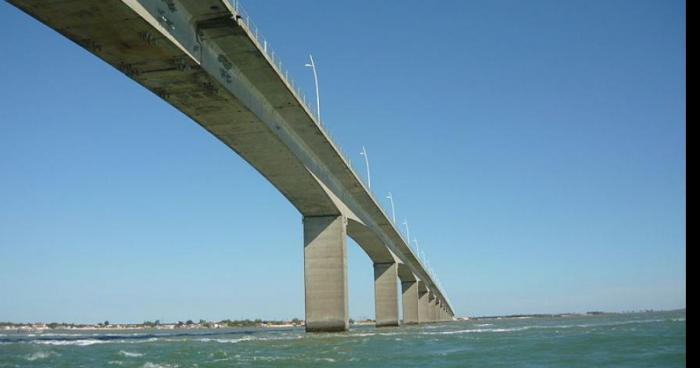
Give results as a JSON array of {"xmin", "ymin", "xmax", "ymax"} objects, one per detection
[{"xmin": 0, "ymin": 310, "xmax": 685, "ymax": 367}]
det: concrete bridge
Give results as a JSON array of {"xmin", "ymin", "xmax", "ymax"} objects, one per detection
[{"xmin": 8, "ymin": 0, "xmax": 455, "ymax": 331}]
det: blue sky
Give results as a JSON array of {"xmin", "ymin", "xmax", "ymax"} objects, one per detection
[{"xmin": 0, "ymin": 0, "xmax": 685, "ymax": 323}]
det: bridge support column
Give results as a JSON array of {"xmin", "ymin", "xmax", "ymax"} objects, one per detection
[
  {"xmin": 303, "ymin": 215, "xmax": 349, "ymax": 332},
  {"xmin": 418, "ymin": 289, "xmax": 430, "ymax": 323},
  {"xmin": 429, "ymin": 295, "xmax": 438, "ymax": 322},
  {"xmin": 401, "ymin": 281, "xmax": 419, "ymax": 324},
  {"xmin": 374, "ymin": 262, "xmax": 400, "ymax": 327},
  {"xmin": 435, "ymin": 300, "xmax": 441, "ymax": 322}
]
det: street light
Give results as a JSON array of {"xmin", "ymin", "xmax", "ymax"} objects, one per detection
[
  {"xmin": 386, "ymin": 192, "xmax": 396, "ymax": 224},
  {"xmin": 360, "ymin": 146, "xmax": 371, "ymax": 189},
  {"xmin": 402, "ymin": 219, "xmax": 410, "ymax": 244},
  {"xmin": 414, "ymin": 238, "xmax": 421, "ymax": 258},
  {"xmin": 304, "ymin": 54, "xmax": 320, "ymax": 123}
]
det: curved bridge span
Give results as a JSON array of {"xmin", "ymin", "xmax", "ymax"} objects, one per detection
[{"xmin": 8, "ymin": 0, "xmax": 455, "ymax": 331}]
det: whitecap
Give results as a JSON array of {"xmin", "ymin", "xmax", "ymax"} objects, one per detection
[
  {"xmin": 34, "ymin": 339, "xmax": 106, "ymax": 346},
  {"xmin": 196, "ymin": 336, "xmax": 254, "ymax": 344},
  {"xmin": 119, "ymin": 350, "xmax": 144, "ymax": 357},
  {"xmin": 142, "ymin": 363, "xmax": 177, "ymax": 368},
  {"xmin": 423, "ymin": 327, "xmax": 528, "ymax": 335},
  {"xmin": 423, "ymin": 318, "xmax": 672, "ymax": 336},
  {"xmin": 25, "ymin": 351, "xmax": 59, "ymax": 361}
]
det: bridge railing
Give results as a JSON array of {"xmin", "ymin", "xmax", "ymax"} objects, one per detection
[{"xmin": 227, "ymin": 0, "xmax": 446, "ymax": 304}]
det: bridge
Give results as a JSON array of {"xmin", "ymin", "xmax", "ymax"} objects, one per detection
[{"xmin": 8, "ymin": 0, "xmax": 456, "ymax": 332}]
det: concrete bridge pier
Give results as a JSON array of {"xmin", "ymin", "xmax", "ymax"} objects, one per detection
[
  {"xmin": 430, "ymin": 295, "xmax": 438, "ymax": 322},
  {"xmin": 426, "ymin": 294, "xmax": 433, "ymax": 322},
  {"xmin": 373, "ymin": 262, "xmax": 400, "ymax": 327},
  {"xmin": 418, "ymin": 286, "xmax": 431, "ymax": 323},
  {"xmin": 401, "ymin": 281, "xmax": 419, "ymax": 324},
  {"xmin": 303, "ymin": 215, "xmax": 349, "ymax": 332},
  {"xmin": 434, "ymin": 300, "xmax": 440, "ymax": 322}
]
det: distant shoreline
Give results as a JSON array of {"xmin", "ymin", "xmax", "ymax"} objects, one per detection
[
  {"xmin": 1, "ymin": 309, "xmax": 684, "ymax": 332},
  {"xmin": 0, "ymin": 319, "xmax": 380, "ymax": 332}
]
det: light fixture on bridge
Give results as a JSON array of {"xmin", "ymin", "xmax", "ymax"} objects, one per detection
[
  {"xmin": 360, "ymin": 146, "xmax": 371, "ymax": 189},
  {"xmin": 386, "ymin": 192, "xmax": 396, "ymax": 224},
  {"xmin": 304, "ymin": 54, "xmax": 321, "ymax": 123},
  {"xmin": 402, "ymin": 219, "xmax": 410, "ymax": 244}
]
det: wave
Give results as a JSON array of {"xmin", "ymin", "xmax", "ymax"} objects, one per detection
[
  {"xmin": 350, "ymin": 333, "xmax": 376, "ymax": 337},
  {"xmin": 142, "ymin": 363, "xmax": 177, "ymax": 368},
  {"xmin": 119, "ymin": 350, "xmax": 144, "ymax": 357},
  {"xmin": 424, "ymin": 327, "xmax": 527, "ymax": 335},
  {"xmin": 195, "ymin": 336, "xmax": 254, "ymax": 344},
  {"xmin": 423, "ymin": 318, "xmax": 674, "ymax": 336},
  {"xmin": 0, "ymin": 329, "xmax": 260, "ymax": 346},
  {"xmin": 34, "ymin": 339, "xmax": 108, "ymax": 346},
  {"xmin": 25, "ymin": 351, "xmax": 60, "ymax": 361}
]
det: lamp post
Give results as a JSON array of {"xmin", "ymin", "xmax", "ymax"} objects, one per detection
[
  {"xmin": 414, "ymin": 238, "xmax": 421, "ymax": 259},
  {"xmin": 304, "ymin": 54, "xmax": 320, "ymax": 123},
  {"xmin": 402, "ymin": 219, "xmax": 410, "ymax": 244},
  {"xmin": 360, "ymin": 146, "xmax": 371, "ymax": 189},
  {"xmin": 386, "ymin": 192, "xmax": 396, "ymax": 224}
]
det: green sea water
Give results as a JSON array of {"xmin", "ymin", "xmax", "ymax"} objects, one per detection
[{"xmin": 0, "ymin": 310, "xmax": 685, "ymax": 367}]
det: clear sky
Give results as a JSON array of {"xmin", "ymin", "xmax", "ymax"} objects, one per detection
[{"xmin": 0, "ymin": 0, "xmax": 685, "ymax": 323}]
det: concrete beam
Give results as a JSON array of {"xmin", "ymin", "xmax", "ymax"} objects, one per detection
[
  {"xmin": 397, "ymin": 263, "xmax": 417, "ymax": 282},
  {"xmin": 401, "ymin": 281, "xmax": 419, "ymax": 324},
  {"xmin": 373, "ymin": 262, "xmax": 399, "ymax": 327},
  {"xmin": 347, "ymin": 219, "xmax": 395, "ymax": 264},
  {"xmin": 304, "ymin": 215, "xmax": 348, "ymax": 332}
]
